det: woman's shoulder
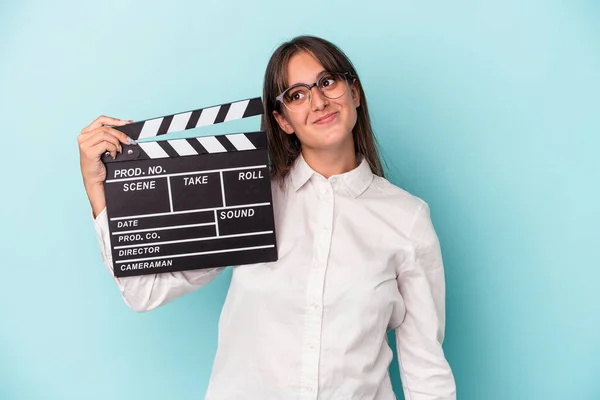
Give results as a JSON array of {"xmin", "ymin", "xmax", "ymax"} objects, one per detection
[
  {"xmin": 370, "ymin": 175, "xmax": 427, "ymax": 212},
  {"xmin": 359, "ymin": 175, "xmax": 438, "ymax": 246}
]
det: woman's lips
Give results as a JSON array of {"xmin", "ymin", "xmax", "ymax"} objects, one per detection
[{"xmin": 313, "ymin": 112, "xmax": 337, "ymax": 124}]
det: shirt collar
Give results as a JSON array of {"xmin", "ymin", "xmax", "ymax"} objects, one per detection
[{"xmin": 290, "ymin": 152, "xmax": 374, "ymax": 198}]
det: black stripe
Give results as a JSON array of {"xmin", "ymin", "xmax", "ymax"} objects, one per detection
[
  {"xmin": 134, "ymin": 146, "xmax": 150, "ymax": 160},
  {"xmin": 242, "ymin": 97, "xmax": 264, "ymax": 118},
  {"xmin": 116, "ymin": 233, "xmax": 273, "ymax": 260},
  {"xmin": 110, "ymin": 210, "xmax": 214, "ymax": 232},
  {"xmin": 186, "ymin": 110, "xmax": 201, "ymax": 129},
  {"xmin": 112, "ymin": 226, "xmax": 217, "ymax": 249},
  {"xmin": 186, "ymin": 138, "xmax": 208, "ymax": 155},
  {"xmin": 215, "ymin": 135, "xmax": 237, "ymax": 152},
  {"xmin": 157, "ymin": 141, "xmax": 179, "ymax": 157},
  {"xmin": 244, "ymin": 131, "xmax": 267, "ymax": 150},
  {"xmin": 214, "ymin": 104, "xmax": 230, "ymax": 124},
  {"xmin": 113, "ymin": 122, "xmax": 143, "ymax": 141},
  {"xmin": 157, "ymin": 115, "xmax": 174, "ymax": 136}
]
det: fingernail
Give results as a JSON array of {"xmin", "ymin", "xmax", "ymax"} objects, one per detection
[{"xmin": 128, "ymin": 137, "xmax": 137, "ymax": 145}]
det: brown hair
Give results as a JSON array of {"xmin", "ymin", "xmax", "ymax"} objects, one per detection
[{"xmin": 261, "ymin": 35, "xmax": 386, "ymax": 181}]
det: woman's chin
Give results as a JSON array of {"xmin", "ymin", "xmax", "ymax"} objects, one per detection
[{"xmin": 315, "ymin": 130, "xmax": 354, "ymax": 150}]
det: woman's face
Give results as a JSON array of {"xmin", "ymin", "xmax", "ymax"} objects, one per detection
[{"xmin": 273, "ymin": 51, "xmax": 360, "ymax": 153}]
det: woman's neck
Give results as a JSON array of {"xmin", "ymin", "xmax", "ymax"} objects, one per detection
[{"xmin": 301, "ymin": 143, "xmax": 358, "ymax": 178}]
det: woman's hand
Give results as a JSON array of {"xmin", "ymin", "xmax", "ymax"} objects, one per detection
[{"xmin": 78, "ymin": 115, "xmax": 134, "ymax": 217}]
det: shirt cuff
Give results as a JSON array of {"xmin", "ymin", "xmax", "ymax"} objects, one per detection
[{"xmin": 91, "ymin": 207, "xmax": 115, "ymax": 276}]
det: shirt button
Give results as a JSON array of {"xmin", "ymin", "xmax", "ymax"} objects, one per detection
[
  {"xmin": 308, "ymin": 344, "xmax": 316, "ymax": 351},
  {"xmin": 311, "ymin": 302, "xmax": 320, "ymax": 310}
]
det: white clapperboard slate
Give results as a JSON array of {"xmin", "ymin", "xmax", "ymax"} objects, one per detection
[{"xmin": 100, "ymin": 97, "xmax": 278, "ymax": 277}]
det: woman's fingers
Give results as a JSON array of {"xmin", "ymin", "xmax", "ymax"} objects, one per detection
[
  {"xmin": 79, "ymin": 126, "xmax": 133, "ymax": 149},
  {"xmin": 81, "ymin": 115, "xmax": 133, "ymax": 134},
  {"xmin": 90, "ymin": 141, "xmax": 119, "ymax": 160},
  {"xmin": 80, "ymin": 130, "xmax": 123, "ymax": 159}
]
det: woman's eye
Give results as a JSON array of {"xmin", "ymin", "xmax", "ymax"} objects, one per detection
[
  {"xmin": 289, "ymin": 91, "xmax": 305, "ymax": 102},
  {"xmin": 321, "ymin": 77, "xmax": 336, "ymax": 88}
]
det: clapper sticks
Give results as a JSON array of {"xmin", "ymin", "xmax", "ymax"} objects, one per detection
[{"xmin": 100, "ymin": 97, "xmax": 278, "ymax": 277}]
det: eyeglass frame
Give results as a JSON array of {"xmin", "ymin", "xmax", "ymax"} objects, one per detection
[{"xmin": 275, "ymin": 71, "xmax": 355, "ymax": 112}]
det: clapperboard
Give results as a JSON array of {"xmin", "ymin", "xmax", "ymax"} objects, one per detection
[{"xmin": 101, "ymin": 97, "xmax": 278, "ymax": 277}]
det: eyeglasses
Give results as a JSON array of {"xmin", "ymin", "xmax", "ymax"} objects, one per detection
[{"xmin": 275, "ymin": 71, "xmax": 354, "ymax": 112}]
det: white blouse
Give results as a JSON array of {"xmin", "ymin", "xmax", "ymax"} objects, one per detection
[{"xmin": 93, "ymin": 153, "xmax": 456, "ymax": 400}]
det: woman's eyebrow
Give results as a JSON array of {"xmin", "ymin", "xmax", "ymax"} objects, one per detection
[{"xmin": 287, "ymin": 70, "xmax": 327, "ymax": 87}]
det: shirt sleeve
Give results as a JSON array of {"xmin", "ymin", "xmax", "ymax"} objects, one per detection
[
  {"xmin": 93, "ymin": 207, "xmax": 225, "ymax": 312},
  {"xmin": 394, "ymin": 201, "xmax": 456, "ymax": 400}
]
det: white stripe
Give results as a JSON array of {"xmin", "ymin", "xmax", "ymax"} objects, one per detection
[
  {"xmin": 227, "ymin": 133, "xmax": 256, "ymax": 150},
  {"xmin": 167, "ymin": 176, "xmax": 173, "ymax": 212},
  {"xmin": 224, "ymin": 100, "xmax": 250, "ymax": 121},
  {"xmin": 197, "ymin": 136, "xmax": 227, "ymax": 153},
  {"xmin": 196, "ymin": 106, "xmax": 220, "ymax": 127},
  {"xmin": 220, "ymin": 171, "xmax": 226, "ymax": 206},
  {"xmin": 168, "ymin": 139, "xmax": 197, "ymax": 156},
  {"xmin": 214, "ymin": 210, "xmax": 219, "ymax": 236},
  {"xmin": 167, "ymin": 112, "xmax": 192, "ymax": 133},
  {"xmin": 138, "ymin": 118, "xmax": 163, "ymax": 139},
  {"xmin": 115, "ymin": 245, "xmax": 275, "ymax": 264},
  {"xmin": 138, "ymin": 142, "xmax": 169, "ymax": 158}
]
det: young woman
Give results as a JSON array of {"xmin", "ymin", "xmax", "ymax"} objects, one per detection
[{"xmin": 78, "ymin": 35, "xmax": 456, "ymax": 400}]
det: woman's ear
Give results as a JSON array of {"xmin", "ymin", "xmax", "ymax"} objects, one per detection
[
  {"xmin": 351, "ymin": 79, "xmax": 361, "ymax": 108},
  {"xmin": 272, "ymin": 110, "xmax": 295, "ymax": 135}
]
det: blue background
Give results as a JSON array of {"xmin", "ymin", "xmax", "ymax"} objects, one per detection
[{"xmin": 1, "ymin": 1, "xmax": 599, "ymax": 399}]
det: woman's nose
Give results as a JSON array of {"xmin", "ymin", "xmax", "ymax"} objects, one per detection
[{"xmin": 310, "ymin": 86, "xmax": 328, "ymax": 111}]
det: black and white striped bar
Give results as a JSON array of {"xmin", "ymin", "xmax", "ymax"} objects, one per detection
[
  {"xmin": 102, "ymin": 131, "xmax": 266, "ymax": 163},
  {"xmin": 110, "ymin": 97, "xmax": 263, "ymax": 141}
]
